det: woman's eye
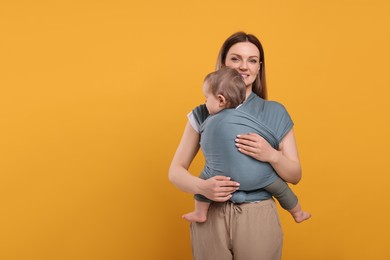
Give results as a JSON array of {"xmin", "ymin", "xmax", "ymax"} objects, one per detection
[
  {"xmin": 249, "ymin": 59, "xmax": 258, "ymax": 63},
  {"xmin": 231, "ymin": 57, "xmax": 239, "ymax": 62}
]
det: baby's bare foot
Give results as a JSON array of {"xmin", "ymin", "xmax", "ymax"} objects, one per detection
[
  {"xmin": 292, "ymin": 211, "xmax": 311, "ymax": 223},
  {"xmin": 182, "ymin": 212, "xmax": 207, "ymax": 223}
]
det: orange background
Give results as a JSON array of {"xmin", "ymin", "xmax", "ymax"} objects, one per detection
[{"xmin": 1, "ymin": 0, "xmax": 390, "ymax": 259}]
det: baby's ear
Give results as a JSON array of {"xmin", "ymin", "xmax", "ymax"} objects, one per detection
[{"xmin": 217, "ymin": 94, "xmax": 227, "ymax": 106}]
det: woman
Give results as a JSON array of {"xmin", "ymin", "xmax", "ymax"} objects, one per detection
[{"xmin": 169, "ymin": 32, "xmax": 302, "ymax": 260}]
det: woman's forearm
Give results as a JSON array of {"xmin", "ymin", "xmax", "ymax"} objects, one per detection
[
  {"xmin": 269, "ymin": 129, "xmax": 302, "ymax": 184},
  {"xmin": 168, "ymin": 164, "xmax": 203, "ymax": 195},
  {"xmin": 269, "ymin": 150, "xmax": 301, "ymax": 184},
  {"xmin": 168, "ymin": 123, "xmax": 203, "ymax": 194}
]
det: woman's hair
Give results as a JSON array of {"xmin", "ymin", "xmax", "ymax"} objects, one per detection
[
  {"xmin": 216, "ymin": 31, "xmax": 267, "ymax": 99},
  {"xmin": 204, "ymin": 67, "xmax": 246, "ymax": 108}
]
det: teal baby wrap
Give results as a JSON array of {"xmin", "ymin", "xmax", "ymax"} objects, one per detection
[
  {"xmin": 200, "ymin": 108, "xmax": 279, "ymax": 189},
  {"xmin": 193, "ymin": 92, "xmax": 294, "ymax": 203}
]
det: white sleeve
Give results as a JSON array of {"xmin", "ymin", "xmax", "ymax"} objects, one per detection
[{"xmin": 187, "ymin": 111, "xmax": 200, "ymax": 133}]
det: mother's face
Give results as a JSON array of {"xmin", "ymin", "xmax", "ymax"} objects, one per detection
[{"xmin": 224, "ymin": 42, "xmax": 260, "ymax": 87}]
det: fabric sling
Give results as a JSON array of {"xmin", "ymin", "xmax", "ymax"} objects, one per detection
[{"xmin": 193, "ymin": 92, "xmax": 297, "ymax": 207}]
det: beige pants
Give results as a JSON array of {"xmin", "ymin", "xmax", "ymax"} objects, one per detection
[{"xmin": 190, "ymin": 199, "xmax": 283, "ymax": 260}]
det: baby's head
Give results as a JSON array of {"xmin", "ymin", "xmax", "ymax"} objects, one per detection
[{"xmin": 202, "ymin": 67, "xmax": 246, "ymax": 114}]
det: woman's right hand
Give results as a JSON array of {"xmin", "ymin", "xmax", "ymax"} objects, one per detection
[{"xmin": 199, "ymin": 176, "xmax": 240, "ymax": 202}]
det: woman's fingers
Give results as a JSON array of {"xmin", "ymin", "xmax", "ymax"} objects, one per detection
[
  {"xmin": 213, "ymin": 194, "xmax": 232, "ymax": 202},
  {"xmin": 212, "ymin": 176, "xmax": 240, "ymax": 187},
  {"xmin": 219, "ymin": 185, "xmax": 239, "ymax": 193},
  {"xmin": 235, "ymin": 133, "xmax": 267, "ymax": 161},
  {"xmin": 236, "ymin": 133, "xmax": 262, "ymax": 147},
  {"xmin": 203, "ymin": 176, "xmax": 240, "ymax": 201},
  {"xmin": 214, "ymin": 184, "xmax": 239, "ymax": 201},
  {"xmin": 235, "ymin": 133, "xmax": 277, "ymax": 162},
  {"xmin": 236, "ymin": 143, "xmax": 257, "ymax": 152},
  {"xmin": 236, "ymin": 139, "xmax": 256, "ymax": 147},
  {"xmin": 236, "ymin": 133, "xmax": 259, "ymax": 141},
  {"xmin": 223, "ymin": 180, "xmax": 240, "ymax": 188},
  {"xmin": 212, "ymin": 183, "xmax": 239, "ymax": 194}
]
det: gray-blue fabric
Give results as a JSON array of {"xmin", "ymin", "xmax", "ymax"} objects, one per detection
[{"xmin": 193, "ymin": 92, "xmax": 294, "ymax": 203}]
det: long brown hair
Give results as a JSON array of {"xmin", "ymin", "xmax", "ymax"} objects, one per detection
[{"xmin": 216, "ymin": 32, "xmax": 267, "ymax": 99}]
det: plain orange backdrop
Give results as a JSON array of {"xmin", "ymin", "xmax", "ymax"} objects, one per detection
[{"xmin": 1, "ymin": 0, "xmax": 390, "ymax": 259}]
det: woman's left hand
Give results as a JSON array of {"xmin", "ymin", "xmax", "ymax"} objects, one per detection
[{"xmin": 235, "ymin": 133, "xmax": 278, "ymax": 163}]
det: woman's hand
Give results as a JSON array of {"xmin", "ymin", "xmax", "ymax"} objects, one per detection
[
  {"xmin": 235, "ymin": 133, "xmax": 278, "ymax": 163},
  {"xmin": 198, "ymin": 176, "xmax": 240, "ymax": 202},
  {"xmin": 235, "ymin": 130, "xmax": 302, "ymax": 184}
]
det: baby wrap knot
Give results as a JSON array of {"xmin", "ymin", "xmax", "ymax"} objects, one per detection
[{"xmin": 231, "ymin": 191, "xmax": 247, "ymax": 204}]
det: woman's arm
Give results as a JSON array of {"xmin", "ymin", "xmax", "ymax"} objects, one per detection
[
  {"xmin": 169, "ymin": 122, "xmax": 240, "ymax": 201},
  {"xmin": 235, "ymin": 129, "xmax": 302, "ymax": 184}
]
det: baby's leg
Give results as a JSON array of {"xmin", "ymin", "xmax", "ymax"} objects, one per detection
[
  {"xmin": 288, "ymin": 201, "xmax": 311, "ymax": 223},
  {"xmin": 182, "ymin": 200, "xmax": 210, "ymax": 223},
  {"xmin": 264, "ymin": 177, "xmax": 311, "ymax": 223}
]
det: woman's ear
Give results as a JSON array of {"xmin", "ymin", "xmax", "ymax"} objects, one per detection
[{"xmin": 217, "ymin": 95, "xmax": 227, "ymax": 107}]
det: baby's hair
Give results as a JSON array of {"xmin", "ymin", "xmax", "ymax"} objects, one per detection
[{"xmin": 204, "ymin": 67, "xmax": 246, "ymax": 108}]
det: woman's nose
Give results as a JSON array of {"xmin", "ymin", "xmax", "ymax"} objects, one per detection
[{"xmin": 239, "ymin": 61, "xmax": 248, "ymax": 70}]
